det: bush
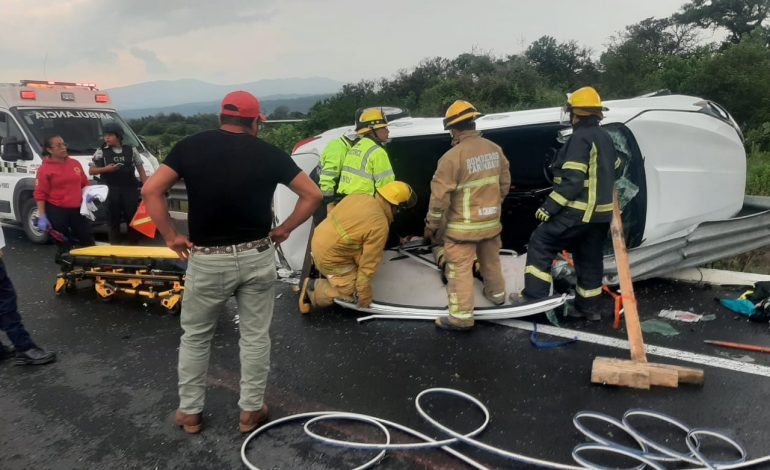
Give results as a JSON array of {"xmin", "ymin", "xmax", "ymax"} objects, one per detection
[{"xmin": 746, "ymin": 148, "xmax": 770, "ymax": 195}]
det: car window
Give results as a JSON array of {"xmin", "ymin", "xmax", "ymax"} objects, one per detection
[{"xmin": 0, "ymin": 112, "xmax": 27, "ymax": 161}]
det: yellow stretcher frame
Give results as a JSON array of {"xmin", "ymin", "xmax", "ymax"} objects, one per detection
[{"xmin": 54, "ymin": 245, "xmax": 185, "ymax": 314}]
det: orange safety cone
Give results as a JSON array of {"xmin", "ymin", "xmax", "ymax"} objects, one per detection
[{"xmin": 129, "ymin": 201, "xmax": 157, "ymax": 238}]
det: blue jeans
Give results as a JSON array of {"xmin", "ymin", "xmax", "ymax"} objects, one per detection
[
  {"xmin": 177, "ymin": 245, "xmax": 276, "ymax": 414},
  {"xmin": 0, "ymin": 259, "xmax": 35, "ymax": 353}
]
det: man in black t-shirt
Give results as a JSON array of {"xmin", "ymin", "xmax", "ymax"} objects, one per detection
[{"xmin": 142, "ymin": 91, "xmax": 321, "ymax": 435}]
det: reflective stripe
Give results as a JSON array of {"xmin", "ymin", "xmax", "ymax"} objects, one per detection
[
  {"xmin": 322, "ymin": 190, "xmax": 335, "ymax": 196},
  {"xmin": 320, "ymin": 169, "xmax": 339, "ymax": 177},
  {"xmin": 463, "ymin": 188, "xmax": 471, "ymax": 222},
  {"xmin": 373, "ymin": 169, "xmax": 394, "ymax": 181},
  {"xmin": 525, "ymin": 265, "xmax": 552, "ymax": 283},
  {"xmin": 582, "ymin": 143, "xmax": 598, "ymax": 223},
  {"xmin": 427, "ymin": 210, "xmax": 443, "ymax": 220},
  {"xmin": 577, "ymin": 286, "xmax": 603, "ymax": 298},
  {"xmin": 331, "ymin": 214, "xmax": 361, "ymax": 248},
  {"xmin": 319, "ymin": 263, "xmax": 356, "ymax": 275},
  {"xmin": 450, "ymin": 310, "xmax": 474, "ymax": 319},
  {"xmin": 615, "ymin": 157, "xmax": 622, "ymax": 170},
  {"xmin": 562, "ymin": 161, "xmax": 588, "ymax": 173},
  {"xmin": 549, "ymin": 191, "xmax": 568, "ymax": 206},
  {"xmin": 359, "ymin": 145, "xmax": 379, "ymax": 174},
  {"xmin": 341, "ymin": 165, "xmax": 374, "ymax": 179},
  {"xmin": 447, "ymin": 219, "xmax": 501, "ymax": 232},
  {"xmin": 457, "ymin": 175, "xmax": 499, "ymax": 189},
  {"xmin": 554, "ymin": 176, "xmax": 589, "ymax": 187},
  {"xmin": 596, "ymin": 202, "xmax": 613, "ymax": 212}
]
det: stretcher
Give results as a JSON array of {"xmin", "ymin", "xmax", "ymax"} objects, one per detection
[{"xmin": 55, "ymin": 245, "xmax": 186, "ymax": 314}]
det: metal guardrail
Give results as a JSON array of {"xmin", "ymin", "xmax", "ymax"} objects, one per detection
[
  {"xmin": 167, "ymin": 181, "xmax": 187, "ymax": 212},
  {"xmin": 603, "ymin": 195, "xmax": 770, "ymax": 284}
]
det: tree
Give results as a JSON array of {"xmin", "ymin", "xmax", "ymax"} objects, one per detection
[
  {"xmin": 600, "ymin": 17, "xmax": 698, "ymax": 97},
  {"xmin": 674, "ymin": 0, "xmax": 770, "ymax": 44},
  {"xmin": 525, "ymin": 36, "xmax": 599, "ymax": 89}
]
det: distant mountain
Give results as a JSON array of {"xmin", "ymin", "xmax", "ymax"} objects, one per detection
[
  {"xmin": 107, "ymin": 77, "xmax": 343, "ymax": 111},
  {"xmin": 120, "ymin": 94, "xmax": 331, "ymax": 119}
]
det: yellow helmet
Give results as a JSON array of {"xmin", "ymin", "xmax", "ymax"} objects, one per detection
[
  {"xmin": 443, "ymin": 100, "xmax": 482, "ymax": 130},
  {"xmin": 356, "ymin": 107, "xmax": 388, "ymax": 135},
  {"xmin": 376, "ymin": 181, "xmax": 417, "ymax": 209},
  {"xmin": 566, "ymin": 86, "xmax": 608, "ymax": 116}
]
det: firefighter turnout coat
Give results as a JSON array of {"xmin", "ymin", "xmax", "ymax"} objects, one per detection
[
  {"xmin": 337, "ymin": 137, "xmax": 395, "ymax": 196},
  {"xmin": 540, "ymin": 121, "xmax": 621, "ymax": 223},
  {"xmin": 425, "ymin": 130, "xmax": 511, "ymax": 241},
  {"xmin": 311, "ymin": 193, "xmax": 394, "ymax": 300}
]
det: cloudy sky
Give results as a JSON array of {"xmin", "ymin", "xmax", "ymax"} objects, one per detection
[{"xmin": 0, "ymin": 0, "xmax": 698, "ymax": 89}]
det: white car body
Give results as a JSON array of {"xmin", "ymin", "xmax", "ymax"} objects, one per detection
[{"xmin": 276, "ymin": 94, "xmax": 761, "ymax": 312}]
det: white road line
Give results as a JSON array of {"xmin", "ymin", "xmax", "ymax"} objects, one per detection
[{"xmin": 495, "ymin": 319, "xmax": 770, "ymax": 378}]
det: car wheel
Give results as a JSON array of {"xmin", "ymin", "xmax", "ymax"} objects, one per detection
[{"xmin": 21, "ymin": 198, "xmax": 49, "ymax": 244}]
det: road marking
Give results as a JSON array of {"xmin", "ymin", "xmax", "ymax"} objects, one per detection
[{"xmin": 496, "ymin": 319, "xmax": 770, "ymax": 378}]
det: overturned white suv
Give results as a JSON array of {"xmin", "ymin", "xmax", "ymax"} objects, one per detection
[{"xmin": 276, "ymin": 94, "xmax": 769, "ymax": 315}]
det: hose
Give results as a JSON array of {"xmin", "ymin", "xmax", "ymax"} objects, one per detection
[{"xmin": 241, "ymin": 387, "xmax": 770, "ymax": 470}]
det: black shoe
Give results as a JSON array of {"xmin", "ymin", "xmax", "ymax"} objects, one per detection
[
  {"xmin": 15, "ymin": 348, "xmax": 57, "ymax": 366},
  {"xmin": 435, "ymin": 316, "xmax": 474, "ymax": 331},
  {"xmin": 0, "ymin": 345, "xmax": 16, "ymax": 361},
  {"xmin": 567, "ymin": 308, "xmax": 602, "ymax": 322},
  {"xmin": 508, "ymin": 292, "xmax": 535, "ymax": 307}
]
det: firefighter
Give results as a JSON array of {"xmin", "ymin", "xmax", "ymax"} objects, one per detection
[
  {"xmin": 514, "ymin": 86, "xmax": 622, "ymax": 321},
  {"xmin": 317, "ymin": 111, "xmax": 361, "ymax": 215},
  {"xmin": 336, "ymin": 107, "xmax": 395, "ymax": 197},
  {"xmin": 307, "ymin": 181, "xmax": 416, "ymax": 310},
  {"xmin": 425, "ymin": 100, "xmax": 511, "ymax": 331}
]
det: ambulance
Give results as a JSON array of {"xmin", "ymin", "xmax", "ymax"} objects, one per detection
[{"xmin": 0, "ymin": 80, "xmax": 159, "ymax": 243}]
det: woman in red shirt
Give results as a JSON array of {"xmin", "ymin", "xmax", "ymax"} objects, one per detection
[{"xmin": 33, "ymin": 135, "xmax": 95, "ymax": 252}]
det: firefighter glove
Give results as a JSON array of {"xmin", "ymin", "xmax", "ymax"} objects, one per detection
[
  {"xmin": 535, "ymin": 207, "xmax": 551, "ymax": 222},
  {"xmin": 356, "ymin": 283, "xmax": 373, "ymax": 309},
  {"xmin": 423, "ymin": 226, "xmax": 434, "ymax": 244},
  {"xmin": 36, "ymin": 214, "xmax": 50, "ymax": 231}
]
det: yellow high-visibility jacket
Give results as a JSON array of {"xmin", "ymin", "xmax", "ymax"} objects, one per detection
[
  {"xmin": 426, "ymin": 130, "xmax": 511, "ymax": 241},
  {"xmin": 311, "ymin": 193, "xmax": 394, "ymax": 294},
  {"xmin": 318, "ymin": 135, "xmax": 355, "ymax": 203},
  {"xmin": 337, "ymin": 137, "xmax": 395, "ymax": 196}
]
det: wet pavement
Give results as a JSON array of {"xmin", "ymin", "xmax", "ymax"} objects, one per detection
[{"xmin": 1, "ymin": 226, "xmax": 769, "ymax": 469}]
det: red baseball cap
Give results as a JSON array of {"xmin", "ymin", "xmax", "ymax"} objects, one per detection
[{"xmin": 220, "ymin": 91, "xmax": 267, "ymax": 121}]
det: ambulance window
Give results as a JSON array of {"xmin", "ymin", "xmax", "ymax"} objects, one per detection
[{"xmin": 0, "ymin": 112, "xmax": 26, "ymax": 147}]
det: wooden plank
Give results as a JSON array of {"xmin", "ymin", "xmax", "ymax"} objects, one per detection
[
  {"xmin": 610, "ymin": 191, "xmax": 647, "ymax": 363},
  {"xmin": 591, "ymin": 357, "xmax": 650, "ymax": 390}
]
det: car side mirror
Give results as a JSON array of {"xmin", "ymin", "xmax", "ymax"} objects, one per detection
[{"xmin": 1, "ymin": 136, "xmax": 26, "ymax": 161}]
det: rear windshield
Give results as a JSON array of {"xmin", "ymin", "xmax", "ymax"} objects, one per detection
[{"xmin": 16, "ymin": 108, "xmax": 140, "ymax": 155}]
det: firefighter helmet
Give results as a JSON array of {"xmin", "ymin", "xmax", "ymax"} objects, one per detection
[
  {"xmin": 102, "ymin": 121, "xmax": 123, "ymax": 140},
  {"xmin": 356, "ymin": 107, "xmax": 389, "ymax": 135},
  {"xmin": 443, "ymin": 100, "xmax": 482, "ymax": 130},
  {"xmin": 376, "ymin": 181, "xmax": 417, "ymax": 209},
  {"xmin": 566, "ymin": 86, "xmax": 608, "ymax": 117}
]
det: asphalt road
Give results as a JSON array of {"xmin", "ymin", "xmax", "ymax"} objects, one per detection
[{"xmin": 1, "ymin": 226, "xmax": 769, "ymax": 469}]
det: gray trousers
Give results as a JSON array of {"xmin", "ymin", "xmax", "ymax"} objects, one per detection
[{"xmin": 178, "ymin": 246, "xmax": 276, "ymax": 414}]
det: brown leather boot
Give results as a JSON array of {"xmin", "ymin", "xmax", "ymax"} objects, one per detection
[
  {"xmin": 435, "ymin": 315, "xmax": 474, "ymax": 331},
  {"xmin": 174, "ymin": 409, "xmax": 202, "ymax": 434},
  {"xmin": 239, "ymin": 404, "xmax": 269, "ymax": 433}
]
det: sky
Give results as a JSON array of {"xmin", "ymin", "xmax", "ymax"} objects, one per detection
[{"xmin": 0, "ymin": 0, "xmax": 700, "ymax": 90}]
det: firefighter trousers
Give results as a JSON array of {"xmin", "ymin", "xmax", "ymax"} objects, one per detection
[
  {"xmin": 309, "ymin": 272, "xmax": 356, "ymax": 308},
  {"xmin": 444, "ymin": 235, "xmax": 505, "ymax": 319},
  {"xmin": 523, "ymin": 215, "xmax": 609, "ymax": 313}
]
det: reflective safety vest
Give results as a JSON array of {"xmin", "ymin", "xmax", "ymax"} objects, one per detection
[
  {"xmin": 318, "ymin": 135, "xmax": 355, "ymax": 202},
  {"xmin": 336, "ymin": 137, "xmax": 395, "ymax": 196},
  {"xmin": 425, "ymin": 130, "xmax": 511, "ymax": 242},
  {"xmin": 542, "ymin": 121, "xmax": 621, "ymax": 224}
]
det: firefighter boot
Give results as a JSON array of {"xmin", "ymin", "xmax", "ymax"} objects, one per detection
[{"xmin": 435, "ymin": 315, "xmax": 474, "ymax": 331}]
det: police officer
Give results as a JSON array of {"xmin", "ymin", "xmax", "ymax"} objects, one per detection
[
  {"xmin": 89, "ymin": 121, "xmax": 147, "ymax": 243},
  {"xmin": 514, "ymin": 86, "xmax": 622, "ymax": 321},
  {"xmin": 426, "ymin": 100, "xmax": 511, "ymax": 331},
  {"xmin": 336, "ymin": 107, "xmax": 394, "ymax": 197}
]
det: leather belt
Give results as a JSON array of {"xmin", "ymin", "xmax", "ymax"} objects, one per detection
[{"xmin": 191, "ymin": 237, "xmax": 271, "ymax": 255}]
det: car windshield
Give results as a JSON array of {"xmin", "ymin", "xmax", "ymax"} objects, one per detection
[{"xmin": 16, "ymin": 108, "xmax": 140, "ymax": 155}]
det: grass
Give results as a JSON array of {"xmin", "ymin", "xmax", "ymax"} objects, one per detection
[{"xmin": 746, "ymin": 148, "xmax": 770, "ymax": 196}]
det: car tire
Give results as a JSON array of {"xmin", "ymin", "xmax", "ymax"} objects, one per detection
[{"xmin": 21, "ymin": 198, "xmax": 49, "ymax": 244}]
